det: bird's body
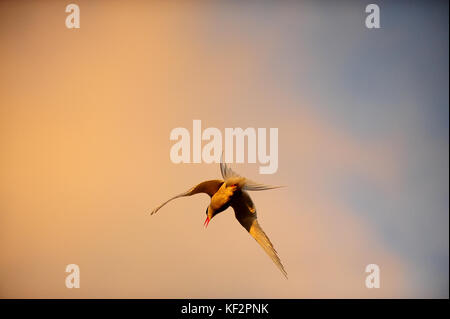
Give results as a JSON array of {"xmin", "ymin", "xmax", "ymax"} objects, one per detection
[
  {"xmin": 150, "ymin": 160, "xmax": 288, "ymax": 278},
  {"xmin": 209, "ymin": 181, "xmax": 234, "ymax": 214}
]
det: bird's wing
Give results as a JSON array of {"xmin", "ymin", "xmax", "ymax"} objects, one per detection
[
  {"xmin": 220, "ymin": 154, "xmax": 240, "ymax": 180},
  {"xmin": 150, "ymin": 180, "xmax": 223, "ymax": 215},
  {"xmin": 220, "ymin": 156, "xmax": 284, "ymax": 191},
  {"xmin": 231, "ymin": 191, "xmax": 288, "ymax": 278}
]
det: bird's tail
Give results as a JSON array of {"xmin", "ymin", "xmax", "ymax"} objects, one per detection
[
  {"xmin": 243, "ymin": 180, "xmax": 285, "ymax": 191},
  {"xmin": 220, "ymin": 154, "xmax": 285, "ymax": 191}
]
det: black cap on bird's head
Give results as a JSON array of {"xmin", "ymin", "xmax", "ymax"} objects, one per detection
[{"xmin": 204, "ymin": 206, "xmax": 211, "ymax": 228}]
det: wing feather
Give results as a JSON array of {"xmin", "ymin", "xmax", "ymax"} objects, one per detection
[
  {"xmin": 231, "ymin": 191, "xmax": 288, "ymax": 278},
  {"xmin": 220, "ymin": 155, "xmax": 239, "ymax": 180},
  {"xmin": 150, "ymin": 180, "xmax": 223, "ymax": 215},
  {"xmin": 249, "ymin": 220, "xmax": 288, "ymax": 278}
]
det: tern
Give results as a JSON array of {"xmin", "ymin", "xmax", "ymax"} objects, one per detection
[{"xmin": 150, "ymin": 159, "xmax": 288, "ymax": 278}]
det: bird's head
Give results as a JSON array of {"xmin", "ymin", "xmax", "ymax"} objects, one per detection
[{"xmin": 204, "ymin": 206, "xmax": 215, "ymax": 228}]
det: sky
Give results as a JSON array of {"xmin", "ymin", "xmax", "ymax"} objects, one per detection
[{"xmin": 0, "ymin": 0, "xmax": 448, "ymax": 298}]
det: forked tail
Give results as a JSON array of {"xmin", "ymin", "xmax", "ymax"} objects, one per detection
[{"xmin": 220, "ymin": 154, "xmax": 285, "ymax": 191}]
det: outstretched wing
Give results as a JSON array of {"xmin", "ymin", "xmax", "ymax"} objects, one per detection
[
  {"xmin": 150, "ymin": 180, "xmax": 223, "ymax": 215},
  {"xmin": 231, "ymin": 191, "xmax": 288, "ymax": 278},
  {"xmin": 220, "ymin": 156, "xmax": 284, "ymax": 191}
]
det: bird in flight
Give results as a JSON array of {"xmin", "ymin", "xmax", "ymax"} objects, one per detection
[{"xmin": 150, "ymin": 159, "xmax": 288, "ymax": 278}]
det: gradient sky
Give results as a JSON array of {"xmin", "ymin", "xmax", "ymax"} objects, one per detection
[{"xmin": 0, "ymin": 0, "xmax": 448, "ymax": 298}]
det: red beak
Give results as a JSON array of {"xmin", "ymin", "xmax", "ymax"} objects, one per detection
[{"xmin": 204, "ymin": 216, "xmax": 210, "ymax": 228}]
